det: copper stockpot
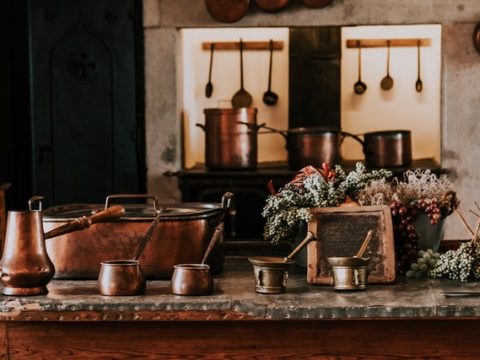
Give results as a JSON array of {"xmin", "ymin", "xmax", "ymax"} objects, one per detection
[
  {"xmin": 363, "ymin": 130, "xmax": 412, "ymax": 168},
  {"xmin": 44, "ymin": 194, "xmax": 230, "ymax": 279},
  {"xmin": 198, "ymin": 107, "xmax": 258, "ymax": 170}
]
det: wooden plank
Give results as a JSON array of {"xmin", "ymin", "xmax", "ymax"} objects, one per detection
[
  {"xmin": 6, "ymin": 320, "xmax": 480, "ymax": 359},
  {"xmin": 202, "ymin": 41, "xmax": 284, "ymax": 51},
  {"xmin": 0, "ymin": 323, "xmax": 8, "ymax": 360},
  {"xmin": 307, "ymin": 205, "xmax": 396, "ymax": 285},
  {"xmin": 346, "ymin": 38, "xmax": 431, "ymax": 48}
]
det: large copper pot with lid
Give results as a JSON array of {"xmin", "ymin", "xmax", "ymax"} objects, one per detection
[
  {"xmin": 43, "ymin": 194, "xmax": 230, "ymax": 279},
  {"xmin": 197, "ymin": 107, "xmax": 258, "ymax": 170}
]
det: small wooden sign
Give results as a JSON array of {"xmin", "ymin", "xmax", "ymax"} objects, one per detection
[{"xmin": 307, "ymin": 205, "xmax": 396, "ymax": 284}]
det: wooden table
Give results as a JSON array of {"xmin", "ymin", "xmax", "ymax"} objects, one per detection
[{"xmin": 1, "ymin": 260, "xmax": 480, "ymax": 359}]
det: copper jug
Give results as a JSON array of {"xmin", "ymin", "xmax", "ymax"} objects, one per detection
[
  {"xmin": 0, "ymin": 196, "xmax": 125, "ymax": 296},
  {"xmin": 0, "ymin": 196, "xmax": 54, "ymax": 295}
]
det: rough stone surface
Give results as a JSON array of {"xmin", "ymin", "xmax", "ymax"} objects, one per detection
[
  {"xmin": 2, "ymin": 260, "xmax": 480, "ymax": 321},
  {"xmin": 143, "ymin": 1, "xmax": 480, "ymax": 238}
]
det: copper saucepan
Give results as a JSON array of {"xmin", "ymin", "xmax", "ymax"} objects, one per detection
[
  {"xmin": 171, "ymin": 193, "xmax": 233, "ymax": 296},
  {"xmin": 98, "ymin": 212, "xmax": 163, "ymax": 296}
]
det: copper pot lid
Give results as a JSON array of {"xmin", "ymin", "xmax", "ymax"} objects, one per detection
[{"xmin": 43, "ymin": 202, "xmax": 222, "ymax": 222}]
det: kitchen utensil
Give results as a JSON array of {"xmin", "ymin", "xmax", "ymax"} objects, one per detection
[
  {"xmin": 301, "ymin": 0, "xmax": 333, "ymax": 8},
  {"xmin": 171, "ymin": 193, "xmax": 233, "ymax": 296},
  {"xmin": 248, "ymin": 231, "xmax": 316, "ymax": 294},
  {"xmin": 44, "ymin": 193, "xmax": 232, "ymax": 279},
  {"xmin": 415, "ymin": 40, "xmax": 423, "ymax": 92},
  {"xmin": 354, "ymin": 45, "xmax": 367, "ymax": 95},
  {"xmin": 328, "ymin": 257, "xmax": 370, "ymax": 291},
  {"xmin": 380, "ymin": 40, "xmax": 394, "ymax": 91},
  {"xmin": 205, "ymin": 43, "xmax": 215, "ymax": 98},
  {"xmin": 262, "ymin": 39, "xmax": 279, "ymax": 106},
  {"xmin": 254, "ymin": 0, "xmax": 289, "ymax": 12},
  {"xmin": 356, "ymin": 230, "xmax": 374, "ymax": 258},
  {"xmin": 198, "ymin": 107, "xmax": 258, "ymax": 169},
  {"xmin": 205, "ymin": 0, "xmax": 250, "ymax": 23},
  {"xmin": 98, "ymin": 212, "xmax": 163, "ymax": 296},
  {"xmin": 0, "ymin": 196, "xmax": 124, "ymax": 295},
  {"xmin": 363, "ymin": 130, "xmax": 412, "ymax": 168},
  {"xmin": 232, "ymin": 39, "xmax": 253, "ymax": 108},
  {"xmin": 261, "ymin": 125, "xmax": 365, "ymax": 170}
]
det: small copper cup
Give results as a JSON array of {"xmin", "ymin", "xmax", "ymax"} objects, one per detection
[
  {"xmin": 171, "ymin": 264, "xmax": 212, "ymax": 296},
  {"xmin": 98, "ymin": 260, "xmax": 145, "ymax": 296}
]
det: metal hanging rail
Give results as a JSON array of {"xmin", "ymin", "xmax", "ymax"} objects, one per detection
[
  {"xmin": 202, "ymin": 41, "xmax": 284, "ymax": 51},
  {"xmin": 346, "ymin": 38, "xmax": 431, "ymax": 48}
]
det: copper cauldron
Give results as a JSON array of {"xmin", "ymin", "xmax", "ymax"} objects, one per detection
[{"xmin": 0, "ymin": 196, "xmax": 124, "ymax": 295}]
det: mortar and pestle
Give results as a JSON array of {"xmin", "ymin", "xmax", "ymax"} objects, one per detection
[
  {"xmin": 248, "ymin": 231, "xmax": 317, "ymax": 294},
  {"xmin": 328, "ymin": 230, "xmax": 374, "ymax": 291}
]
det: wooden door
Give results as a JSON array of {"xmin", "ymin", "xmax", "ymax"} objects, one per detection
[{"xmin": 29, "ymin": 0, "xmax": 145, "ymax": 205}]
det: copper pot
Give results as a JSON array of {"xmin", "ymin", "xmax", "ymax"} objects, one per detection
[
  {"xmin": 198, "ymin": 107, "xmax": 258, "ymax": 170},
  {"xmin": 363, "ymin": 130, "xmax": 412, "ymax": 168},
  {"xmin": 44, "ymin": 194, "xmax": 231, "ymax": 279},
  {"xmin": 98, "ymin": 260, "xmax": 145, "ymax": 296},
  {"xmin": 254, "ymin": 0, "xmax": 289, "ymax": 12},
  {"xmin": 264, "ymin": 126, "xmax": 365, "ymax": 170}
]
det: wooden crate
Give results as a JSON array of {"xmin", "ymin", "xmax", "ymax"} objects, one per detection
[{"xmin": 307, "ymin": 205, "xmax": 396, "ymax": 284}]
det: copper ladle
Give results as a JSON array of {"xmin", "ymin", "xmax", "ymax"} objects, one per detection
[
  {"xmin": 380, "ymin": 40, "xmax": 394, "ymax": 91},
  {"xmin": 415, "ymin": 40, "xmax": 423, "ymax": 92},
  {"xmin": 354, "ymin": 43, "xmax": 367, "ymax": 95}
]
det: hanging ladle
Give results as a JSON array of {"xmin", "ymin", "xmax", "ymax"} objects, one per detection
[
  {"xmin": 354, "ymin": 42, "xmax": 367, "ymax": 95},
  {"xmin": 98, "ymin": 211, "xmax": 163, "ymax": 296},
  {"xmin": 262, "ymin": 39, "xmax": 279, "ymax": 106},
  {"xmin": 415, "ymin": 40, "xmax": 423, "ymax": 92},
  {"xmin": 205, "ymin": 43, "xmax": 215, "ymax": 98},
  {"xmin": 380, "ymin": 40, "xmax": 394, "ymax": 91},
  {"xmin": 231, "ymin": 39, "xmax": 253, "ymax": 108}
]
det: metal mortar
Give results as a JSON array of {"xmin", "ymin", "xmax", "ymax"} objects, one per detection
[
  {"xmin": 248, "ymin": 257, "xmax": 294, "ymax": 294},
  {"xmin": 328, "ymin": 257, "xmax": 370, "ymax": 291}
]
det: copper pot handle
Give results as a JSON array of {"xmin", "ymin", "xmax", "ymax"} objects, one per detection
[
  {"xmin": 104, "ymin": 194, "xmax": 159, "ymax": 212},
  {"xmin": 44, "ymin": 205, "xmax": 125, "ymax": 240}
]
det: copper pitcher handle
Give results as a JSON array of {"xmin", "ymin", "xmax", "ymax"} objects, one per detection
[
  {"xmin": 104, "ymin": 194, "xmax": 159, "ymax": 212},
  {"xmin": 28, "ymin": 196, "xmax": 44, "ymax": 211}
]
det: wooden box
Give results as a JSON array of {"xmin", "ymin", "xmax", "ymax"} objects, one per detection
[{"xmin": 307, "ymin": 205, "xmax": 396, "ymax": 284}]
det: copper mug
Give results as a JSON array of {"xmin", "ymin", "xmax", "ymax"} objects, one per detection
[
  {"xmin": 171, "ymin": 264, "xmax": 212, "ymax": 296},
  {"xmin": 98, "ymin": 260, "xmax": 145, "ymax": 296}
]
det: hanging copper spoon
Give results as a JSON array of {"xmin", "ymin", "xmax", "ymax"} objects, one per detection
[
  {"xmin": 354, "ymin": 43, "xmax": 367, "ymax": 95},
  {"xmin": 415, "ymin": 40, "xmax": 423, "ymax": 92},
  {"xmin": 205, "ymin": 43, "xmax": 215, "ymax": 98},
  {"xmin": 232, "ymin": 39, "xmax": 253, "ymax": 108},
  {"xmin": 380, "ymin": 40, "xmax": 394, "ymax": 91}
]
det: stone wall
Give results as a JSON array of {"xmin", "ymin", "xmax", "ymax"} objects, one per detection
[{"xmin": 143, "ymin": 0, "xmax": 480, "ymax": 239}]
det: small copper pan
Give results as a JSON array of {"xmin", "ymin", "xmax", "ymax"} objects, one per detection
[
  {"xmin": 171, "ymin": 194, "xmax": 233, "ymax": 296},
  {"xmin": 98, "ymin": 212, "xmax": 162, "ymax": 296}
]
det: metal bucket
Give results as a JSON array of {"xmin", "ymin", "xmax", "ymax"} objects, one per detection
[
  {"xmin": 248, "ymin": 257, "xmax": 294, "ymax": 294},
  {"xmin": 328, "ymin": 257, "xmax": 370, "ymax": 291}
]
